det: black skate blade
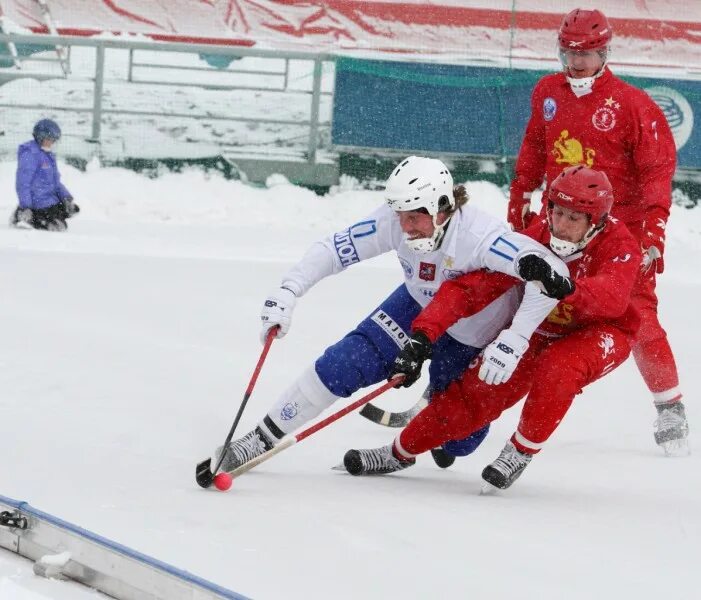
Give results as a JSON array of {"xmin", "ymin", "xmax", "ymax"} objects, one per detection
[{"xmin": 195, "ymin": 458, "xmax": 214, "ymax": 488}]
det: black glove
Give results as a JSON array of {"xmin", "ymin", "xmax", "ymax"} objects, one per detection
[
  {"xmin": 518, "ymin": 254, "xmax": 575, "ymax": 300},
  {"xmin": 389, "ymin": 331, "xmax": 433, "ymax": 388},
  {"xmin": 63, "ymin": 197, "xmax": 80, "ymax": 217}
]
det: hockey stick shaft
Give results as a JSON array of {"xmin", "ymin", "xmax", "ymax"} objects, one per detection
[
  {"xmin": 228, "ymin": 377, "xmax": 403, "ymax": 479},
  {"xmin": 208, "ymin": 327, "xmax": 278, "ymax": 476}
]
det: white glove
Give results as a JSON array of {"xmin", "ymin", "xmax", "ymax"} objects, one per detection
[
  {"xmin": 260, "ymin": 287, "xmax": 297, "ymax": 344},
  {"xmin": 641, "ymin": 245, "xmax": 662, "ymax": 274},
  {"xmin": 479, "ymin": 329, "xmax": 529, "ymax": 385}
]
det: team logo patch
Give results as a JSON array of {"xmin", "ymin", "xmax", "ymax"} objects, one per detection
[
  {"xmin": 546, "ymin": 303, "xmax": 573, "ymax": 326},
  {"xmin": 280, "ymin": 402, "xmax": 299, "ymax": 421},
  {"xmin": 553, "ymin": 130, "xmax": 595, "ymax": 167},
  {"xmin": 592, "ymin": 107, "xmax": 616, "ymax": 132},
  {"xmin": 645, "ymin": 86, "xmax": 694, "ymax": 150},
  {"xmin": 543, "ymin": 97, "xmax": 557, "ymax": 121},
  {"xmin": 418, "ymin": 262, "xmax": 436, "ymax": 281},
  {"xmin": 443, "ymin": 269, "xmax": 462, "ymax": 281},
  {"xmin": 370, "ymin": 310, "xmax": 409, "ymax": 349},
  {"xmin": 399, "ymin": 256, "xmax": 414, "ymax": 278}
]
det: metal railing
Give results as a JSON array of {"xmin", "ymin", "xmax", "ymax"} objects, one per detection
[{"xmin": 0, "ymin": 33, "xmax": 336, "ymax": 184}]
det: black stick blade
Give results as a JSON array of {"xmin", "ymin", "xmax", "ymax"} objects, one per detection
[
  {"xmin": 359, "ymin": 402, "xmax": 414, "ymax": 428},
  {"xmin": 195, "ymin": 458, "xmax": 214, "ymax": 488},
  {"xmin": 358, "ymin": 403, "xmax": 394, "ymax": 426}
]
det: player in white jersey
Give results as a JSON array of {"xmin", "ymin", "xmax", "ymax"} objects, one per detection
[{"xmin": 216, "ymin": 156, "xmax": 567, "ymax": 471}]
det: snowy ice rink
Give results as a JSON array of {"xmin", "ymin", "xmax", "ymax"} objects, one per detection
[{"xmin": 1, "ymin": 162, "xmax": 700, "ymax": 599}]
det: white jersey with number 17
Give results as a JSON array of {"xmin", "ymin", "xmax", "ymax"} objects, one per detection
[{"xmin": 280, "ymin": 203, "xmax": 567, "ymax": 348}]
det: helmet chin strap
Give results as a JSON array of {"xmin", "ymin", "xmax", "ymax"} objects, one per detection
[
  {"xmin": 549, "ymin": 222, "xmax": 605, "ymax": 257},
  {"xmin": 548, "ymin": 234, "xmax": 584, "ymax": 257},
  {"xmin": 565, "ymin": 62, "xmax": 607, "ymax": 97},
  {"xmin": 404, "ymin": 213, "xmax": 452, "ymax": 253}
]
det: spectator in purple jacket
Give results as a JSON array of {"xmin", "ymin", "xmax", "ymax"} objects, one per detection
[{"xmin": 10, "ymin": 119, "xmax": 79, "ymax": 231}]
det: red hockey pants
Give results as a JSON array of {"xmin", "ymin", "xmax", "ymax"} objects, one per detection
[
  {"xmin": 630, "ymin": 270, "xmax": 681, "ymax": 402},
  {"xmin": 396, "ymin": 324, "xmax": 632, "ymax": 456}
]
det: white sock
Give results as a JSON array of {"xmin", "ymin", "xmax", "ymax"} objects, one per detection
[{"xmin": 259, "ymin": 365, "xmax": 338, "ymax": 439}]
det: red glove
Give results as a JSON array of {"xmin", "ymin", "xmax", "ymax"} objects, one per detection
[{"xmin": 508, "ymin": 186, "xmax": 536, "ymax": 231}]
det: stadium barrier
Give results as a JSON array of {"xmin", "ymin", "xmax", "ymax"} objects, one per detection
[
  {"xmin": 331, "ymin": 57, "xmax": 701, "ymax": 202},
  {"xmin": 332, "ymin": 57, "xmax": 701, "ymax": 170},
  {"xmin": 0, "ymin": 493, "xmax": 249, "ymax": 600}
]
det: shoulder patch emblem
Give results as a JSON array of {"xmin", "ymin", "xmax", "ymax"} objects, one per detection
[
  {"xmin": 418, "ymin": 262, "xmax": 436, "ymax": 281},
  {"xmin": 543, "ymin": 97, "xmax": 557, "ymax": 121}
]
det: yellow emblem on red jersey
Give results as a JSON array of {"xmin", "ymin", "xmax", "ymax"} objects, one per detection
[
  {"xmin": 552, "ymin": 130, "xmax": 595, "ymax": 167},
  {"xmin": 547, "ymin": 303, "xmax": 574, "ymax": 326}
]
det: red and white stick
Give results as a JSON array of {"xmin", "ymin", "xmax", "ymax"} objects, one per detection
[{"xmin": 226, "ymin": 377, "xmax": 403, "ymax": 480}]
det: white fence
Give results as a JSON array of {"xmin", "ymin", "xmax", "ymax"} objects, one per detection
[{"xmin": 0, "ymin": 32, "xmax": 337, "ymax": 187}]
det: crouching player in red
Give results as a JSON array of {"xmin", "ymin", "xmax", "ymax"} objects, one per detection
[{"xmin": 343, "ymin": 165, "xmax": 642, "ymax": 490}]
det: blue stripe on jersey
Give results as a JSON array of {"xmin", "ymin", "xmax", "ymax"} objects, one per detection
[
  {"xmin": 349, "ymin": 220, "xmax": 377, "ymax": 238},
  {"xmin": 489, "ymin": 247, "xmax": 515, "ymax": 261},
  {"xmin": 496, "ymin": 236, "xmax": 520, "ymax": 252},
  {"xmin": 488, "ymin": 236, "xmax": 520, "ymax": 262}
]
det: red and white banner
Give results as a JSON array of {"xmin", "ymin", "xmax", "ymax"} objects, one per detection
[{"xmin": 1, "ymin": 1, "xmax": 699, "ymax": 67}]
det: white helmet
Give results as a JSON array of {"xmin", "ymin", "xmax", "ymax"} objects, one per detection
[{"xmin": 385, "ymin": 156, "xmax": 455, "ymax": 253}]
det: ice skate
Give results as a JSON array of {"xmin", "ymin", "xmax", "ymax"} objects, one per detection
[
  {"xmin": 654, "ymin": 402, "xmax": 690, "ymax": 456},
  {"xmin": 217, "ymin": 426, "xmax": 275, "ymax": 472},
  {"xmin": 343, "ymin": 444, "xmax": 415, "ymax": 476},
  {"xmin": 481, "ymin": 442, "xmax": 533, "ymax": 491}
]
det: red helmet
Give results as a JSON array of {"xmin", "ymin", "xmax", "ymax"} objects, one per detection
[
  {"xmin": 549, "ymin": 165, "xmax": 613, "ymax": 227},
  {"xmin": 558, "ymin": 9, "xmax": 612, "ymax": 51}
]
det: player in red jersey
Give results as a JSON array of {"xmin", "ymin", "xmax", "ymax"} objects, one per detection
[
  {"xmin": 342, "ymin": 166, "xmax": 642, "ymax": 490},
  {"xmin": 507, "ymin": 8, "xmax": 687, "ymax": 454}
]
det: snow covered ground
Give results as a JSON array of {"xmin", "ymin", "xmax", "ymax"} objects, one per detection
[{"xmin": 0, "ymin": 160, "xmax": 700, "ymax": 599}]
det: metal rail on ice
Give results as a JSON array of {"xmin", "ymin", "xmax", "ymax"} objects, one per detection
[{"xmin": 0, "ymin": 493, "xmax": 249, "ymax": 600}]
